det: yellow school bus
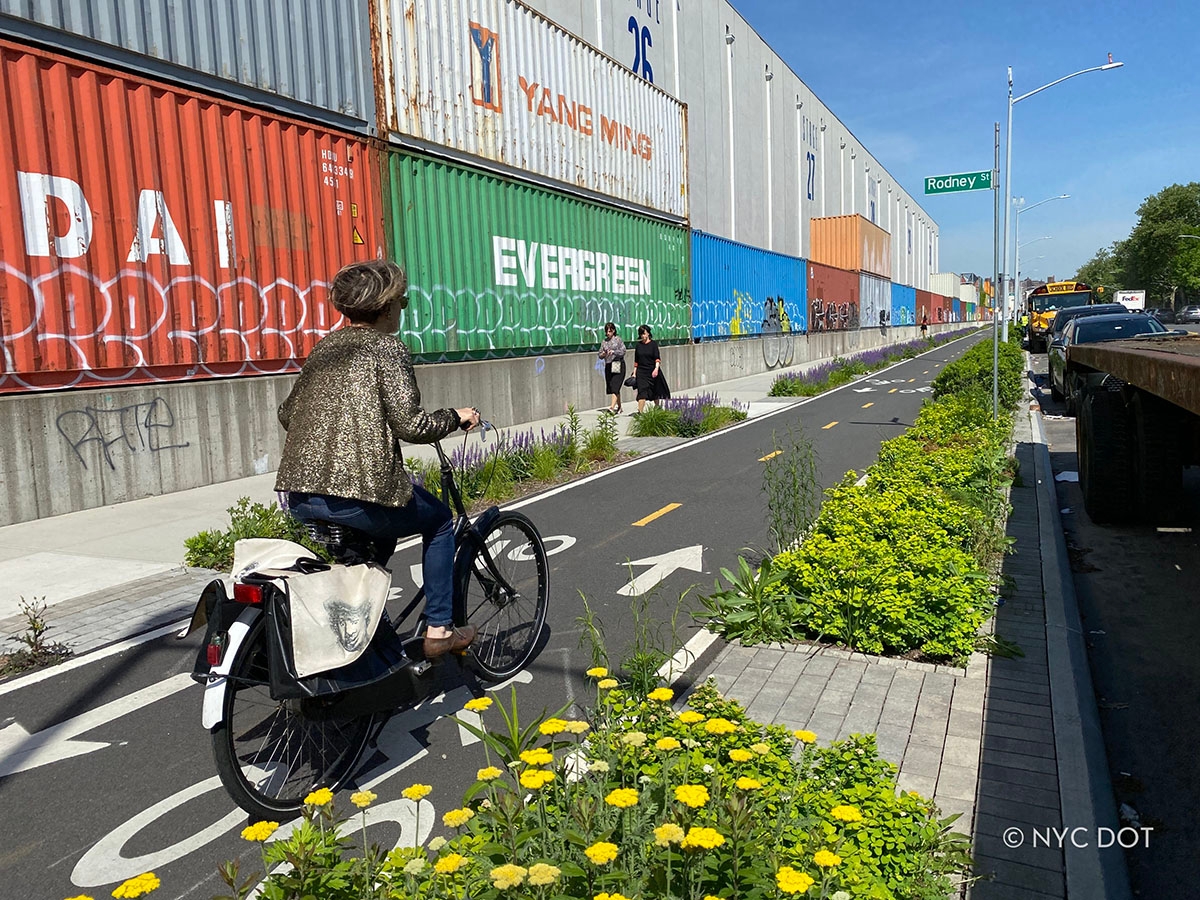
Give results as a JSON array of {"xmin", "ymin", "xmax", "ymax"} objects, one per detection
[{"xmin": 1026, "ymin": 281, "xmax": 1093, "ymax": 352}]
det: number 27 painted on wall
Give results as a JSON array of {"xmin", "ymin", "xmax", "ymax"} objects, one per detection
[{"xmin": 629, "ymin": 17, "xmax": 653, "ymax": 83}]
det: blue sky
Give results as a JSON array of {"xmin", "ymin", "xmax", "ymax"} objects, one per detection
[{"xmin": 731, "ymin": 0, "xmax": 1200, "ymax": 283}]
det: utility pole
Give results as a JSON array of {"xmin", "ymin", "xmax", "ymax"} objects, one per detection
[{"xmin": 992, "ymin": 122, "xmax": 1000, "ymax": 418}]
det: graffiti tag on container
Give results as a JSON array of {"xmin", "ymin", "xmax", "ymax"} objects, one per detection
[
  {"xmin": 56, "ymin": 397, "xmax": 190, "ymax": 470},
  {"xmin": 808, "ymin": 298, "xmax": 859, "ymax": 333}
]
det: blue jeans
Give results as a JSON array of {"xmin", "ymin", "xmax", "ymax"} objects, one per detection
[{"xmin": 288, "ymin": 487, "xmax": 456, "ymax": 628}]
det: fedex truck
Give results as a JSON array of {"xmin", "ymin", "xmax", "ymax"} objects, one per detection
[{"xmin": 1115, "ymin": 290, "xmax": 1146, "ymax": 311}]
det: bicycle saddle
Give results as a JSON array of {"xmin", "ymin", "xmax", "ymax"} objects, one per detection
[{"xmin": 302, "ymin": 520, "xmax": 380, "ymax": 565}]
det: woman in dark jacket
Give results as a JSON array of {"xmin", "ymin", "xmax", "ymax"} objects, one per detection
[
  {"xmin": 598, "ymin": 322, "xmax": 626, "ymax": 413},
  {"xmin": 632, "ymin": 324, "xmax": 669, "ymax": 413}
]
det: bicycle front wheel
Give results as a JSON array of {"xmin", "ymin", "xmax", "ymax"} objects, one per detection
[
  {"xmin": 212, "ymin": 618, "xmax": 375, "ymax": 821},
  {"xmin": 460, "ymin": 510, "xmax": 549, "ymax": 682}
]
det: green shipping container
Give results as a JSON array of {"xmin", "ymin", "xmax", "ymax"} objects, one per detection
[{"xmin": 383, "ymin": 150, "xmax": 690, "ymax": 361}]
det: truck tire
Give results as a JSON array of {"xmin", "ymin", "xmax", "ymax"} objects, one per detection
[
  {"xmin": 1130, "ymin": 390, "xmax": 1185, "ymax": 524},
  {"xmin": 1077, "ymin": 388, "xmax": 1135, "ymax": 525}
]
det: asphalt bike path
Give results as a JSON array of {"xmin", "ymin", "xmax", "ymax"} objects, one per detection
[{"xmin": 0, "ymin": 333, "xmax": 985, "ymax": 900}]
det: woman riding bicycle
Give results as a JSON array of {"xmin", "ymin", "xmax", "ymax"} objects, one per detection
[{"xmin": 274, "ymin": 259, "xmax": 479, "ymax": 658}]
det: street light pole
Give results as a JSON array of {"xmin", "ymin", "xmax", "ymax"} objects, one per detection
[
  {"xmin": 1015, "ymin": 234, "xmax": 1053, "ymax": 310},
  {"xmin": 1013, "ymin": 194, "xmax": 1069, "ymax": 313},
  {"xmin": 1001, "ymin": 58, "xmax": 1123, "ymax": 328}
]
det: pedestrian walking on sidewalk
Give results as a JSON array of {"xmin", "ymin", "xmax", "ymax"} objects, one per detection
[
  {"xmin": 598, "ymin": 322, "xmax": 626, "ymax": 413},
  {"xmin": 920, "ymin": 312, "xmax": 929, "ymax": 339},
  {"xmin": 273, "ymin": 259, "xmax": 480, "ymax": 659},
  {"xmin": 633, "ymin": 324, "xmax": 670, "ymax": 413}
]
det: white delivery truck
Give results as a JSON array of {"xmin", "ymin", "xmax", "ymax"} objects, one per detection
[{"xmin": 1114, "ymin": 289, "xmax": 1146, "ymax": 311}]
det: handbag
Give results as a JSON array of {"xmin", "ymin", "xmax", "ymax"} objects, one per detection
[{"xmin": 624, "ymin": 375, "xmax": 637, "ymax": 388}]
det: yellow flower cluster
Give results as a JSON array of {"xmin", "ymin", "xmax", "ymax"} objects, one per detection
[
  {"xmin": 830, "ymin": 804, "xmax": 864, "ymax": 822},
  {"xmin": 655, "ymin": 737, "xmax": 681, "ymax": 751},
  {"xmin": 463, "ymin": 696, "xmax": 493, "ymax": 712},
  {"xmin": 735, "ymin": 776, "xmax": 762, "ymax": 791},
  {"xmin": 594, "ymin": 893, "xmax": 632, "ymax": 900},
  {"xmin": 604, "ymin": 787, "xmax": 639, "ymax": 808},
  {"xmin": 539, "ymin": 718, "xmax": 569, "ymax": 735},
  {"xmin": 477, "ymin": 766, "xmax": 503, "ymax": 781},
  {"xmin": 434, "ymin": 853, "xmax": 467, "ymax": 874},
  {"xmin": 520, "ymin": 747, "xmax": 554, "ymax": 766},
  {"xmin": 442, "ymin": 807, "xmax": 475, "ymax": 828},
  {"xmin": 111, "ymin": 873, "xmax": 160, "ymax": 899},
  {"xmin": 648, "ymin": 687, "xmax": 674, "ymax": 702},
  {"xmin": 674, "ymin": 784, "xmax": 710, "ymax": 808},
  {"xmin": 598, "ymin": 678, "xmax": 618, "ymax": 689},
  {"xmin": 401, "ymin": 783, "xmax": 432, "ymax": 801},
  {"xmin": 303, "ymin": 788, "xmax": 334, "ymax": 806},
  {"xmin": 793, "ymin": 729, "xmax": 818, "ymax": 743},
  {"xmin": 620, "ymin": 731, "xmax": 648, "ymax": 747},
  {"xmin": 240, "ymin": 821, "xmax": 279, "ymax": 842},
  {"xmin": 750, "ymin": 742, "xmax": 771, "ymax": 755},
  {"xmin": 490, "ymin": 863, "xmax": 527, "ymax": 889},
  {"xmin": 728, "ymin": 748, "xmax": 753, "ymax": 762},
  {"xmin": 681, "ymin": 826, "xmax": 726, "ymax": 850},
  {"xmin": 519, "ymin": 768, "xmax": 556, "ymax": 790},
  {"xmin": 584, "ymin": 841, "xmax": 619, "ymax": 865},
  {"xmin": 563, "ymin": 720, "xmax": 590, "ymax": 735},
  {"xmin": 654, "ymin": 822, "xmax": 686, "ymax": 846},
  {"xmin": 776, "ymin": 866, "xmax": 815, "ymax": 894},
  {"xmin": 586, "ymin": 666, "xmax": 609, "ymax": 678},
  {"xmin": 813, "ymin": 849, "xmax": 842, "ymax": 868},
  {"xmin": 350, "ymin": 790, "xmax": 377, "ymax": 809},
  {"xmin": 677, "ymin": 710, "xmax": 706, "ymax": 724},
  {"xmin": 527, "ymin": 863, "xmax": 561, "ymax": 886},
  {"xmin": 704, "ymin": 717, "xmax": 737, "ymax": 735},
  {"xmin": 588, "ymin": 760, "xmax": 611, "ymax": 774}
]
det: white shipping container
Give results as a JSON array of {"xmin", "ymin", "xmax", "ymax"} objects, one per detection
[
  {"xmin": 930, "ymin": 272, "xmax": 960, "ymax": 298},
  {"xmin": 959, "ymin": 283, "xmax": 976, "ymax": 306},
  {"xmin": 375, "ymin": 0, "xmax": 688, "ymax": 219}
]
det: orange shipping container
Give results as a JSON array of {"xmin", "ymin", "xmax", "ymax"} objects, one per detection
[
  {"xmin": 0, "ymin": 40, "xmax": 386, "ymax": 394},
  {"xmin": 809, "ymin": 215, "xmax": 892, "ymax": 280}
]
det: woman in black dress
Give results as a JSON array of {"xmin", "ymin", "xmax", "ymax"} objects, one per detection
[
  {"xmin": 598, "ymin": 322, "xmax": 626, "ymax": 413},
  {"xmin": 633, "ymin": 324, "xmax": 665, "ymax": 413}
]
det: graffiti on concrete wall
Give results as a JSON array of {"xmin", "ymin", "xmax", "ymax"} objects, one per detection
[
  {"xmin": 760, "ymin": 297, "xmax": 795, "ymax": 368},
  {"xmin": 56, "ymin": 396, "xmax": 190, "ymax": 470},
  {"xmin": 808, "ymin": 297, "xmax": 859, "ymax": 332}
]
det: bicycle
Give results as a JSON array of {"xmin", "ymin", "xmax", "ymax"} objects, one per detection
[{"xmin": 185, "ymin": 415, "xmax": 549, "ymax": 821}]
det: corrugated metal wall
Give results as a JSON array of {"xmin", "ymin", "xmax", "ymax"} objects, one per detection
[
  {"xmin": 0, "ymin": 0, "xmax": 374, "ymax": 128},
  {"xmin": 807, "ymin": 262, "xmax": 859, "ymax": 332},
  {"xmin": 859, "ymin": 273, "xmax": 890, "ymax": 329},
  {"xmin": 952, "ymin": 298, "xmax": 962, "ymax": 322},
  {"xmin": 930, "ymin": 272, "xmax": 959, "ymax": 298},
  {"xmin": 0, "ymin": 40, "xmax": 385, "ymax": 393},
  {"xmin": 891, "ymin": 282, "xmax": 916, "ymax": 327},
  {"xmin": 916, "ymin": 289, "xmax": 936, "ymax": 325},
  {"xmin": 810, "ymin": 215, "xmax": 892, "ymax": 279},
  {"xmin": 375, "ymin": 0, "xmax": 687, "ymax": 220},
  {"xmin": 383, "ymin": 149, "xmax": 689, "ymax": 360},
  {"xmin": 690, "ymin": 231, "xmax": 806, "ymax": 339}
]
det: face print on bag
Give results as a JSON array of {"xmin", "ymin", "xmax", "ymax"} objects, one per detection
[{"xmin": 325, "ymin": 600, "xmax": 372, "ymax": 652}]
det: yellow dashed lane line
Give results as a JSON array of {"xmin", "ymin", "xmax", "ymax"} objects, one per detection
[
  {"xmin": 632, "ymin": 503, "xmax": 682, "ymax": 527},
  {"xmin": 862, "ymin": 402, "xmax": 874, "ymax": 409},
  {"xmin": 759, "ymin": 450, "xmax": 783, "ymax": 462},
  {"xmin": 822, "ymin": 421, "xmax": 838, "ymax": 430}
]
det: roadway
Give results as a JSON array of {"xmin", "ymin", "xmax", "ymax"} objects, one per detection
[{"xmin": 0, "ymin": 333, "xmax": 985, "ymax": 900}]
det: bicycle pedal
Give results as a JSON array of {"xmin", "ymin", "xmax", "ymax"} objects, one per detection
[{"xmin": 409, "ymin": 659, "xmax": 433, "ymax": 676}]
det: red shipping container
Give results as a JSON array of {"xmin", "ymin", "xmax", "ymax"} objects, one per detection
[
  {"xmin": 916, "ymin": 289, "xmax": 938, "ymax": 325},
  {"xmin": 807, "ymin": 262, "xmax": 860, "ymax": 332},
  {"xmin": 0, "ymin": 40, "xmax": 386, "ymax": 393}
]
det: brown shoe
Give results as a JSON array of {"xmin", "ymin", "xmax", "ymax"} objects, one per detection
[{"xmin": 423, "ymin": 625, "xmax": 477, "ymax": 658}]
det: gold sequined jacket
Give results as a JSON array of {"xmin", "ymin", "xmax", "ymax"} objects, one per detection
[{"xmin": 274, "ymin": 327, "xmax": 459, "ymax": 507}]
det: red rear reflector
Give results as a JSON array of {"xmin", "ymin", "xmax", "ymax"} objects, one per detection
[
  {"xmin": 206, "ymin": 642, "xmax": 223, "ymax": 666},
  {"xmin": 233, "ymin": 583, "xmax": 264, "ymax": 605}
]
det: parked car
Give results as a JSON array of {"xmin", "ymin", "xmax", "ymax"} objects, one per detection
[
  {"xmin": 1046, "ymin": 303, "xmax": 1127, "ymax": 346},
  {"xmin": 1147, "ymin": 306, "xmax": 1177, "ymax": 323},
  {"xmin": 1177, "ymin": 305, "xmax": 1200, "ymax": 324},
  {"xmin": 1048, "ymin": 313, "xmax": 1168, "ymax": 413}
]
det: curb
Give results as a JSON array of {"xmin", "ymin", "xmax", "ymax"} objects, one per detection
[{"xmin": 1030, "ymin": 406, "xmax": 1132, "ymax": 900}]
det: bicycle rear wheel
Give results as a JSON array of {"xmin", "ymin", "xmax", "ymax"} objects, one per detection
[
  {"xmin": 459, "ymin": 510, "xmax": 549, "ymax": 682},
  {"xmin": 212, "ymin": 618, "xmax": 374, "ymax": 821}
]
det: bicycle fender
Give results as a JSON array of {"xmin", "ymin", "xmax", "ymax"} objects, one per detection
[{"xmin": 202, "ymin": 608, "xmax": 259, "ymax": 730}]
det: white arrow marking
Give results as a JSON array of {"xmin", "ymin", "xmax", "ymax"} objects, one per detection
[
  {"xmin": 617, "ymin": 545, "xmax": 704, "ymax": 597},
  {"xmin": 0, "ymin": 672, "xmax": 194, "ymax": 778},
  {"xmin": 852, "ymin": 387, "xmax": 876, "ymax": 393}
]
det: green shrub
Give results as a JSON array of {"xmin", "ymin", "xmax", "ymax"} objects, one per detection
[
  {"xmin": 581, "ymin": 413, "xmax": 620, "ymax": 461},
  {"xmin": 629, "ymin": 406, "xmax": 683, "ymax": 437},
  {"xmin": 183, "ymin": 497, "xmax": 325, "ymax": 571},
  {"xmin": 931, "ymin": 337, "xmax": 1024, "ymax": 410},
  {"xmin": 218, "ymin": 681, "xmax": 970, "ymax": 900}
]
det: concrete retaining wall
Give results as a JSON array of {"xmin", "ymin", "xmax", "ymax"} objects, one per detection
[{"xmin": 0, "ymin": 324, "xmax": 968, "ymax": 525}]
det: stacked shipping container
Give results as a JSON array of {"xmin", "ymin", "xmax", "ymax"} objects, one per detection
[{"xmin": 690, "ymin": 232, "xmax": 806, "ymax": 340}]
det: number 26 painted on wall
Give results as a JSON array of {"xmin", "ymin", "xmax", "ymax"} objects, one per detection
[{"xmin": 628, "ymin": 17, "xmax": 654, "ymax": 83}]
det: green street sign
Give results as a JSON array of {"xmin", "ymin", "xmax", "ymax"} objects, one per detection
[{"xmin": 924, "ymin": 170, "xmax": 993, "ymax": 194}]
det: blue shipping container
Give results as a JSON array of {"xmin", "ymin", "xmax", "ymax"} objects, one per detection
[
  {"xmin": 952, "ymin": 299, "xmax": 962, "ymax": 322},
  {"xmin": 891, "ymin": 283, "xmax": 917, "ymax": 326},
  {"xmin": 690, "ymin": 231, "xmax": 807, "ymax": 339}
]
